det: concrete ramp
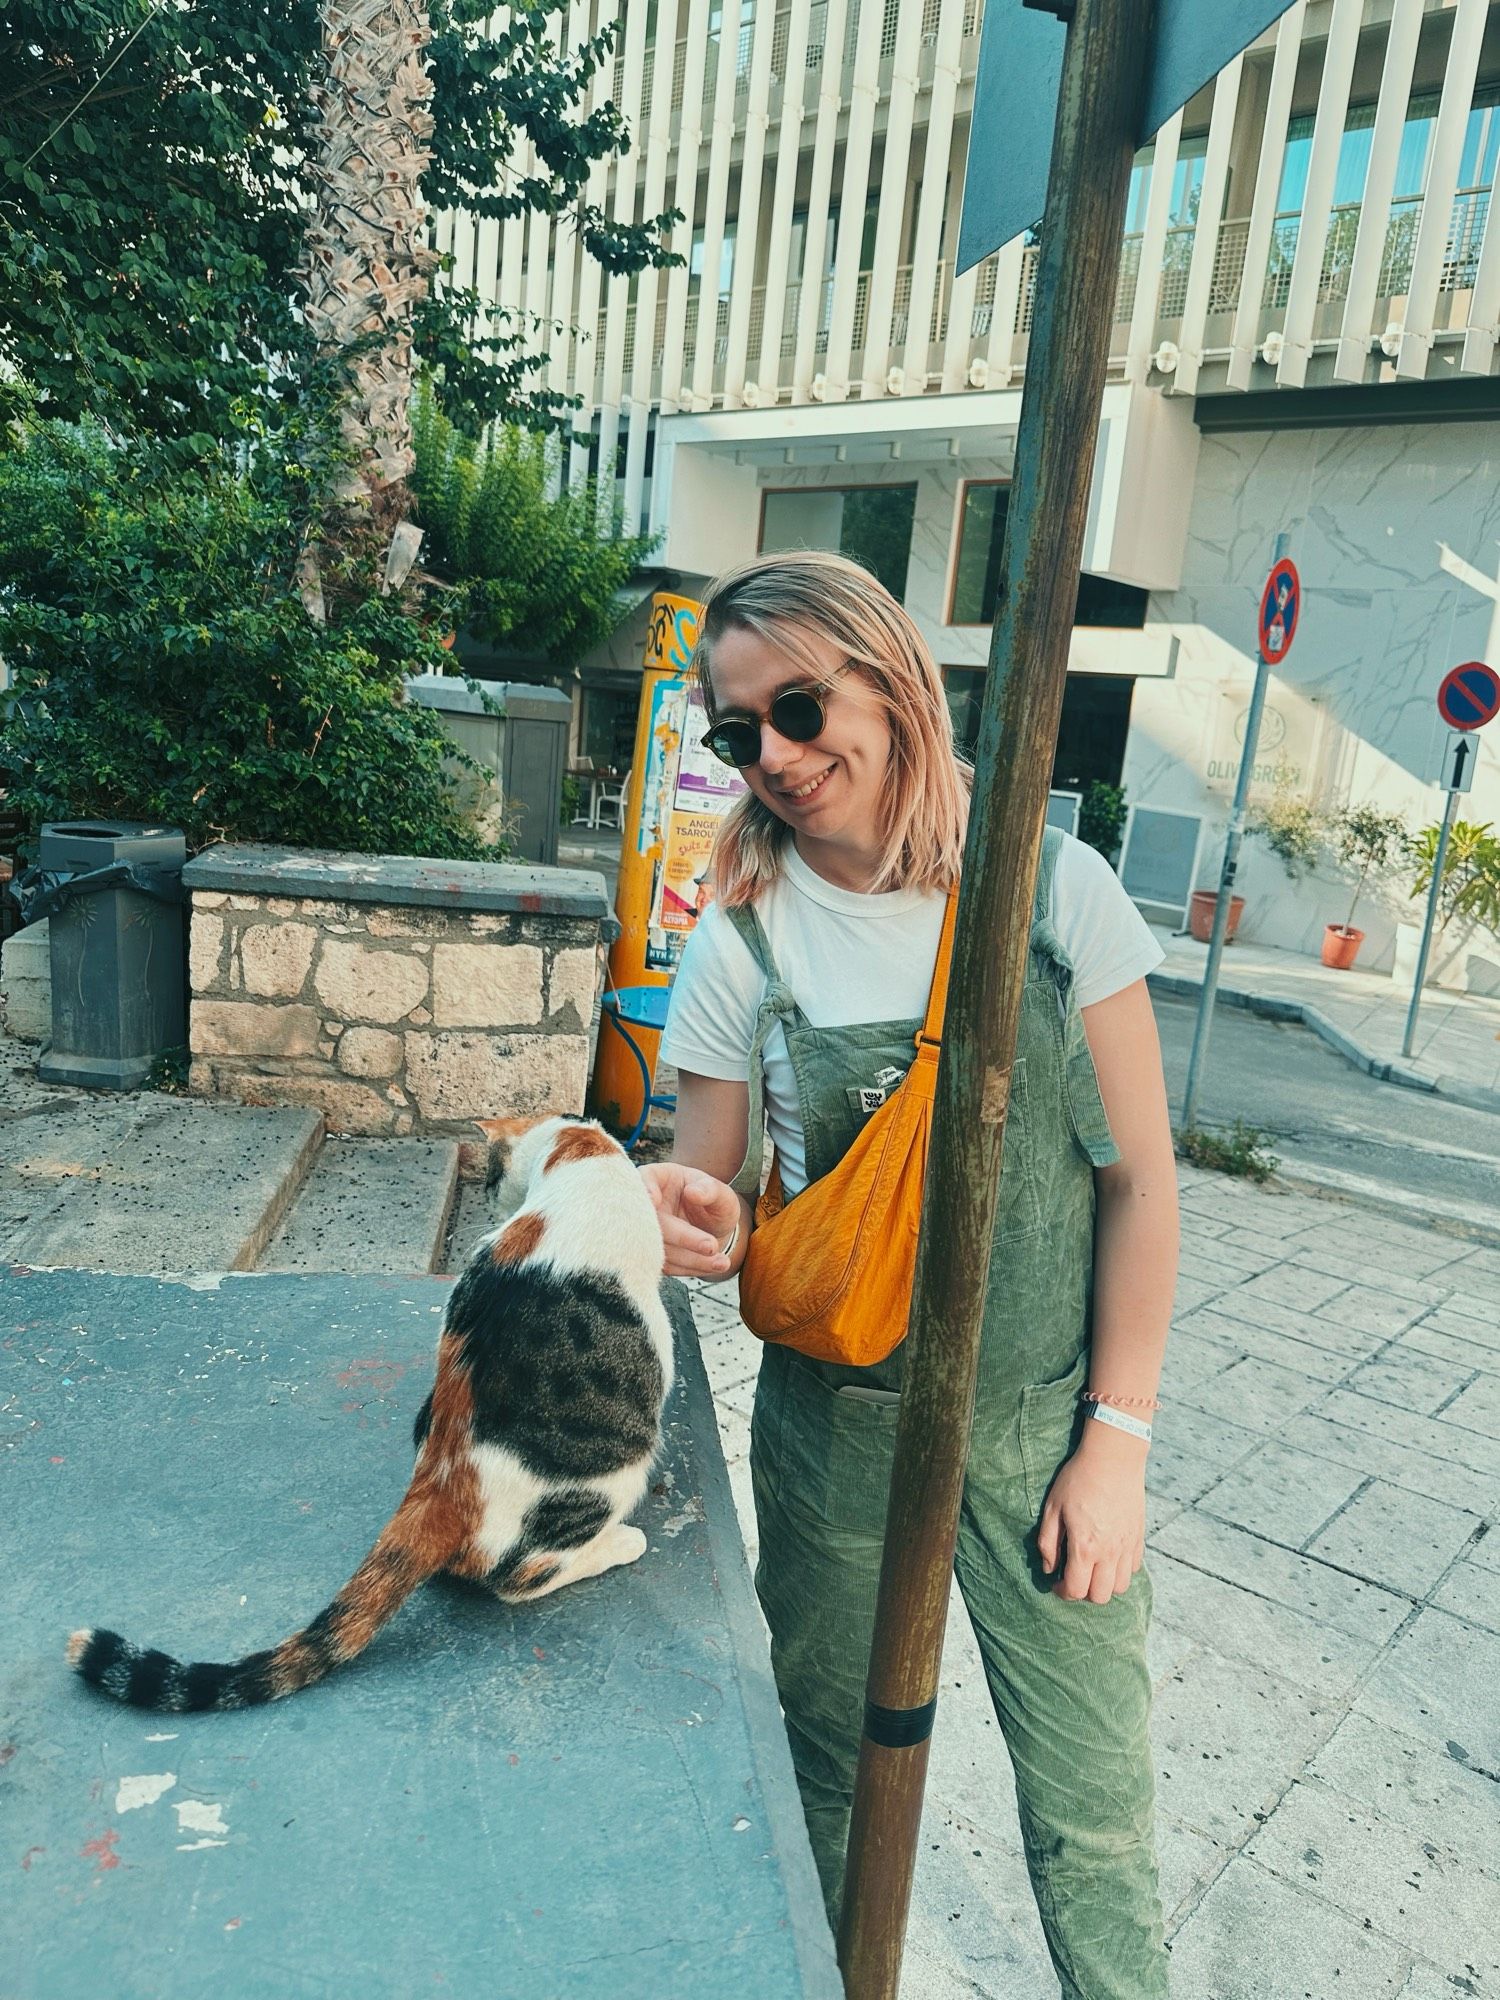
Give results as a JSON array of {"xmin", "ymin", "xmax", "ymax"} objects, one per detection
[{"xmin": 0, "ymin": 1272, "xmax": 838, "ymax": 2000}]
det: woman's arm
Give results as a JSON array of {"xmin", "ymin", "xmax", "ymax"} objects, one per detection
[
  {"xmin": 639, "ymin": 1070, "xmax": 754, "ymax": 1281},
  {"xmin": 1036, "ymin": 977, "xmax": 1179, "ymax": 1604}
]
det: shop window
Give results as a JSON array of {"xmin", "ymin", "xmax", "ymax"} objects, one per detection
[
  {"xmin": 582, "ymin": 686, "xmax": 638, "ymax": 773},
  {"xmin": 949, "ymin": 481, "xmax": 1148, "ymax": 630},
  {"xmin": 759, "ymin": 483, "xmax": 918, "ymax": 599}
]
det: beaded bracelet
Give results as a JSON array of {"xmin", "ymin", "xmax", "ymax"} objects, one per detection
[{"xmin": 1081, "ymin": 1390, "xmax": 1162, "ymax": 1411}]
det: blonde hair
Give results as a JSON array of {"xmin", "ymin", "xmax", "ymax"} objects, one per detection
[{"xmin": 694, "ymin": 549, "xmax": 970, "ymax": 905}]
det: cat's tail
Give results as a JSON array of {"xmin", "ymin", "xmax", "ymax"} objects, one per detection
[{"xmin": 66, "ymin": 1481, "xmax": 458, "ymax": 1711}]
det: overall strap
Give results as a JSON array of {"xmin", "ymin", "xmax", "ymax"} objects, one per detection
[
  {"xmin": 1027, "ymin": 824, "xmax": 1073, "ymax": 973},
  {"xmin": 723, "ymin": 903, "xmax": 802, "ymax": 1201}
]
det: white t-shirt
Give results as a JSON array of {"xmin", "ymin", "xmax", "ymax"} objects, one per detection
[{"xmin": 660, "ymin": 831, "xmax": 1163, "ymax": 1196}]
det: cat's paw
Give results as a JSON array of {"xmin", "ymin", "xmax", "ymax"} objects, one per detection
[{"xmin": 606, "ymin": 1523, "xmax": 648, "ymax": 1568}]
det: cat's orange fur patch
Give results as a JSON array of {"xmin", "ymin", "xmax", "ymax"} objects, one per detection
[
  {"xmin": 492, "ymin": 1211, "xmax": 546, "ymax": 1265},
  {"xmin": 543, "ymin": 1123, "xmax": 617, "ymax": 1171},
  {"xmin": 508, "ymin": 1555, "xmax": 557, "ymax": 1589}
]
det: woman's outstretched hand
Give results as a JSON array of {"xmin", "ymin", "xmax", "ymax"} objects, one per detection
[{"xmin": 639, "ymin": 1162, "xmax": 744, "ymax": 1279}]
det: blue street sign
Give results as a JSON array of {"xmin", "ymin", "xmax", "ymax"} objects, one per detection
[
  {"xmin": 958, "ymin": 0, "xmax": 1300, "ymax": 273},
  {"xmin": 1437, "ymin": 661, "xmax": 1500, "ymax": 732}
]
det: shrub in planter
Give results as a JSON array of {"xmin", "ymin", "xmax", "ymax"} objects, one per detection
[
  {"xmin": 1078, "ymin": 780, "xmax": 1127, "ymax": 865},
  {"xmin": 0, "ymin": 418, "xmax": 488, "ymax": 860},
  {"xmin": 1406, "ymin": 818, "xmax": 1500, "ymax": 952}
]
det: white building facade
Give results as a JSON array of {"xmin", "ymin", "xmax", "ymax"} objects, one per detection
[{"xmin": 443, "ymin": 0, "xmax": 1500, "ymax": 988}]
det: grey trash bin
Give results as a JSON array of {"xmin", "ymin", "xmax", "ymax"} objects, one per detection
[{"xmin": 34, "ymin": 820, "xmax": 188, "ymax": 1090}]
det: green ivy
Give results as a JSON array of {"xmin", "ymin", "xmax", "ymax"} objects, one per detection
[{"xmin": 0, "ymin": 417, "xmax": 487, "ymax": 861}]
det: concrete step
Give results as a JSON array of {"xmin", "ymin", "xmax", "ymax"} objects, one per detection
[
  {"xmin": 258, "ymin": 1135, "xmax": 460, "ymax": 1274},
  {"xmin": 2, "ymin": 1094, "xmax": 324, "ymax": 1274},
  {"xmin": 440, "ymin": 1174, "xmax": 500, "ymax": 1274}
]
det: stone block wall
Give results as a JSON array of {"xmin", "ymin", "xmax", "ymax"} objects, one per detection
[{"xmin": 183, "ymin": 846, "xmax": 614, "ymax": 1139}]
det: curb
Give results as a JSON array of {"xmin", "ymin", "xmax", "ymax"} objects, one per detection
[
  {"xmin": 1147, "ymin": 969, "xmax": 1500, "ymax": 1116},
  {"xmin": 1266, "ymin": 1153, "xmax": 1500, "ymax": 1252}
]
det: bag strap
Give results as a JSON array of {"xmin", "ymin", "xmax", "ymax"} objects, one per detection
[{"xmin": 918, "ymin": 889, "xmax": 960, "ymax": 1046}]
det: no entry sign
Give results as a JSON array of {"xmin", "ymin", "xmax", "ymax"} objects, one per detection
[
  {"xmin": 1259, "ymin": 557, "xmax": 1300, "ymax": 665},
  {"xmin": 1437, "ymin": 660, "xmax": 1500, "ymax": 731}
]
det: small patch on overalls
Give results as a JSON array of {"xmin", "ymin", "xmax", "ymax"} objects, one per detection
[{"xmin": 848, "ymin": 1065, "xmax": 908, "ymax": 1121}]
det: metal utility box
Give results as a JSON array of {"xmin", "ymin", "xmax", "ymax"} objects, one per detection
[
  {"xmin": 498, "ymin": 682, "xmax": 570, "ymax": 866},
  {"xmin": 36, "ymin": 819, "xmax": 187, "ymax": 1090},
  {"xmin": 404, "ymin": 675, "xmax": 569, "ymax": 866}
]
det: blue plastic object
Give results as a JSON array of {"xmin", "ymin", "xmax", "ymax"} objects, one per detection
[{"xmin": 601, "ymin": 984, "xmax": 677, "ymax": 1150}]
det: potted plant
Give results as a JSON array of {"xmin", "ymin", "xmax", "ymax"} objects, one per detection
[
  {"xmin": 1404, "ymin": 818, "xmax": 1500, "ymax": 988},
  {"xmin": 1223, "ymin": 786, "xmax": 1324, "ymax": 944},
  {"xmin": 1323, "ymin": 804, "xmax": 1409, "ymax": 970}
]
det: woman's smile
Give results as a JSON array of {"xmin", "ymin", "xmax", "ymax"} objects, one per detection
[{"xmin": 774, "ymin": 763, "xmax": 837, "ymax": 805}]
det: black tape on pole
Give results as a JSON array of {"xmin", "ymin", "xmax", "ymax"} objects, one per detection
[{"xmin": 863, "ymin": 1697, "xmax": 938, "ymax": 1750}]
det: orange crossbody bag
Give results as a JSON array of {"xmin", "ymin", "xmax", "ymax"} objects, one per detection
[{"xmin": 734, "ymin": 891, "xmax": 958, "ymax": 1368}]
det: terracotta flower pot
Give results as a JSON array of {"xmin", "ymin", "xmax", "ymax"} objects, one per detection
[
  {"xmin": 1189, "ymin": 889, "xmax": 1244, "ymax": 944},
  {"xmin": 1321, "ymin": 924, "xmax": 1364, "ymax": 970}
]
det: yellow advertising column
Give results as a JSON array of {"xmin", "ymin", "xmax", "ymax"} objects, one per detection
[{"xmin": 589, "ymin": 590, "xmax": 746, "ymax": 1134}]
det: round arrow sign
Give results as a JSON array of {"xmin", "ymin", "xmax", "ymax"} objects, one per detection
[
  {"xmin": 1259, "ymin": 557, "xmax": 1300, "ymax": 665},
  {"xmin": 1437, "ymin": 660, "xmax": 1500, "ymax": 731}
]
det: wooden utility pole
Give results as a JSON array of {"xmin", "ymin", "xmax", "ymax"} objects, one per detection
[{"xmin": 835, "ymin": 1, "xmax": 1156, "ymax": 1990}]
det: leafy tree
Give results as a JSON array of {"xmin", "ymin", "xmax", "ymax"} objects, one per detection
[
  {"xmin": 0, "ymin": 2, "xmax": 676, "ymax": 453},
  {"xmin": 0, "ymin": 415, "xmax": 487, "ymax": 858},
  {"xmin": 411, "ymin": 386, "xmax": 657, "ymax": 667}
]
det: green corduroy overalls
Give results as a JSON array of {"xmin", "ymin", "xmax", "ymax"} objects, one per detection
[{"xmin": 725, "ymin": 829, "xmax": 1166, "ymax": 2000}]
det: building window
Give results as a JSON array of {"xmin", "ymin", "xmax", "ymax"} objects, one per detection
[
  {"xmin": 948, "ymin": 482, "xmax": 1149, "ymax": 629},
  {"xmin": 942, "ymin": 668, "xmax": 1135, "ymax": 791},
  {"xmin": 759, "ymin": 484, "xmax": 918, "ymax": 599}
]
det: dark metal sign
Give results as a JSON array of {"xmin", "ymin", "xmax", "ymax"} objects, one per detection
[{"xmin": 958, "ymin": 0, "xmax": 1300, "ymax": 272}]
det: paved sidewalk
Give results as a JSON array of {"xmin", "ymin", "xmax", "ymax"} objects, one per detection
[
  {"xmin": 1153, "ymin": 927, "xmax": 1500, "ymax": 1113},
  {"xmin": 687, "ymin": 1164, "xmax": 1500, "ymax": 1999}
]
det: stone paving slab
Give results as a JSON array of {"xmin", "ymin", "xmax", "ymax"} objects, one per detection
[
  {"xmin": 686, "ymin": 1158, "xmax": 1497, "ymax": 1998},
  {"xmin": 1247, "ymin": 1775, "xmax": 1500, "ymax": 1979}
]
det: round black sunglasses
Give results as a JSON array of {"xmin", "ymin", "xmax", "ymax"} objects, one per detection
[{"xmin": 700, "ymin": 685, "xmax": 831, "ymax": 769}]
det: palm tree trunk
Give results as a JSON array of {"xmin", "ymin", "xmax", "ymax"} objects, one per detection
[{"xmin": 300, "ymin": 0, "xmax": 438, "ymax": 557}]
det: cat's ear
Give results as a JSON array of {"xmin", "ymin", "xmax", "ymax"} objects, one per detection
[{"xmin": 474, "ymin": 1115, "xmax": 542, "ymax": 1190}]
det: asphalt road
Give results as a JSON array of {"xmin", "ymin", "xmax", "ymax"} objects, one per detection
[{"xmin": 1151, "ymin": 990, "xmax": 1500, "ymax": 1224}]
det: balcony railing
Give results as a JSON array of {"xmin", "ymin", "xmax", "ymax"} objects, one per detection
[
  {"xmin": 591, "ymin": 178, "xmax": 1495, "ymax": 398},
  {"xmin": 629, "ymin": 0, "xmax": 987, "ymax": 140}
]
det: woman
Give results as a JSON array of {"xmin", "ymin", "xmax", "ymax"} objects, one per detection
[{"xmin": 640, "ymin": 549, "xmax": 1176, "ymax": 2000}]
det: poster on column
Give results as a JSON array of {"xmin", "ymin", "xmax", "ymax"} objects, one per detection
[{"xmin": 644, "ymin": 682, "xmax": 747, "ymax": 971}]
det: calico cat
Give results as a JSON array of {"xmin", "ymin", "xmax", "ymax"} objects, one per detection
[{"xmin": 68, "ymin": 1115, "xmax": 673, "ymax": 1711}]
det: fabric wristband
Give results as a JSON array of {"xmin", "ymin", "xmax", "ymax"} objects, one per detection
[{"xmin": 1087, "ymin": 1401, "xmax": 1152, "ymax": 1445}]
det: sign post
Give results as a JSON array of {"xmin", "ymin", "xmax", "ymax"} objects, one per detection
[
  {"xmin": 1401, "ymin": 661, "xmax": 1498, "ymax": 1059},
  {"xmin": 1179, "ymin": 543, "xmax": 1298, "ymax": 1130}
]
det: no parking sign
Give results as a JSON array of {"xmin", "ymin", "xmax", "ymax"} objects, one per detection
[
  {"xmin": 1436, "ymin": 660, "xmax": 1500, "ymax": 732},
  {"xmin": 1258, "ymin": 557, "xmax": 1300, "ymax": 665}
]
